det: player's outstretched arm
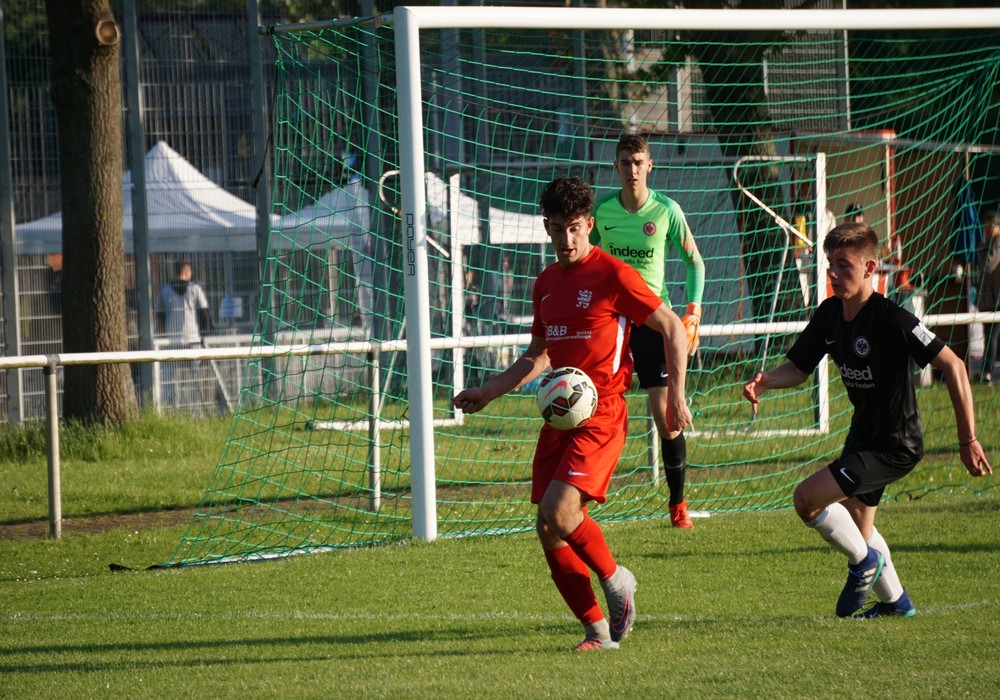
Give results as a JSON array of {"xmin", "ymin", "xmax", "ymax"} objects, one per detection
[
  {"xmin": 452, "ymin": 335, "xmax": 549, "ymax": 415},
  {"xmin": 931, "ymin": 345, "xmax": 993, "ymax": 476},
  {"xmin": 644, "ymin": 303, "xmax": 692, "ymax": 432},
  {"xmin": 742, "ymin": 362, "xmax": 810, "ymax": 415},
  {"xmin": 678, "ymin": 220, "xmax": 706, "ymax": 357}
]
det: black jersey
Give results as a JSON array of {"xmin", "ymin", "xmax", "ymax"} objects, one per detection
[{"xmin": 787, "ymin": 293, "xmax": 945, "ymax": 460}]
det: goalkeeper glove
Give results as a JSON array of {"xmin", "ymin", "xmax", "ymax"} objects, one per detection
[{"xmin": 681, "ymin": 302, "xmax": 702, "ymax": 357}]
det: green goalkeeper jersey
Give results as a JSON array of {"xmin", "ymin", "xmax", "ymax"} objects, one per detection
[{"xmin": 591, "ymin": 190, "xmax": 705, "ymax": 309}]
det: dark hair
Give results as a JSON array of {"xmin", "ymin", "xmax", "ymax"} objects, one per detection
[
  {"xmin": 823, "ymin": 222, "xmax": 878, "ymax": 259},
  {"xmin": 539, "ymin": 176, "xmax": 595, "ymax": 220},
  {"xmin": 174, "ymin": 260, "xmax": 192, "ymax": 276},
  {"xmin": 844, "ymin": 202, "xmax": 863, "ymax": 217},
  {"xmin": 616, "ymin": 132, "xmax": 649, "ymax": 156}
]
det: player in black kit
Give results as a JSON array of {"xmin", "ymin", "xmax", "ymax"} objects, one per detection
[{"xmin": 743, "ymin": 222, "xmax": 992, "ymax": 618}]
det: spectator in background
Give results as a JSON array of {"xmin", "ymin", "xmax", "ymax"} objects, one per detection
[
  {"xmin": 156, "ymin": 260, "xmax": 212, "ymax": 346},
  {"xmin": 156, "ymin": 260, "xmax": 213, "ymax": 409},
  {"xmin": 978, "ymin": 210, "xmax": 1000, "ymax": 385}
]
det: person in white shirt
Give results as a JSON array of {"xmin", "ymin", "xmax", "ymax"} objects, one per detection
[
  {"xmin": 156, "ymin": 260, "xmax": 211, "ymax": 346},
  {"xmin": 156, "ymin": 260, "xmax": 213, "ymax": 408}
]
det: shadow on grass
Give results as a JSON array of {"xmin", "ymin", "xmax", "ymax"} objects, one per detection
[{"xmin": 0, "ymin": 623, "xmax": 573, "ymax": 673}]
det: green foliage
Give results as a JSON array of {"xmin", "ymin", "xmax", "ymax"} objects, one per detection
[
  {"xmin": 0, "ymin": 409, "xmax": 226, "ymax": 465},
  {"xmin": 0, "ymin": 420, "xmax": 49, "ymax": 461}
]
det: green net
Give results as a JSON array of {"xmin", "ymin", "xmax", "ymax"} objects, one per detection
[{"xmin": 169, "ymin": 15, "xmax": 1000, "ymax": 566}]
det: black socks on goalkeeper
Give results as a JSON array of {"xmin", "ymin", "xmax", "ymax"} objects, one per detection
[{"xmin": 662, "ymin": 432, "xmax": 687, "ymax": 506}]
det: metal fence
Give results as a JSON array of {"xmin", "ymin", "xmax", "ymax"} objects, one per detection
[
  {"xmin": 6, "ymin": 336, "xmax": 375, "ymax": 537},
  {"xmin": 1, "ymin": 0, "xmax": 852, "ymax": 421},
  {"xmin": 1, "ymin": 2, "xmax": 457, "ymax": 421},
  {"xmin": 1, "ymin": 4, "xmax": 279, "ymax": 420}
]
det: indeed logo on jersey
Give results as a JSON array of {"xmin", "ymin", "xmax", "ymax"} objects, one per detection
[
  {"xmin": 838, "ymin": 363, "xmax": 875, "ymax": 389},
  {"xmin": 606, "ymin": 242, "xmax": 654, "ymax": 268}
]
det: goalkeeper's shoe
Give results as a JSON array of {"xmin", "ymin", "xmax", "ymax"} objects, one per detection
[
  {"xmin": 835, "ymin": 547, "xmax": 885, "ymax": 618},
  {"xmin": 603, "ymin": 567, "xmax": 637, "ymax": 642},
  {"xmin": 670, "ymin": 500, "xmax": 695, "ymax": 529},
  {"xmin": 856, "ymin": 590, "xmax": 916, "ymax": 619},
  {"xmin": 573, "ymin": 636, "xmax": 620, "ymax": 652}
]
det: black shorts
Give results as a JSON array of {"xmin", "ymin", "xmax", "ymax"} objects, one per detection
[
  {"xmin": 630, "ymin": 323, "xmax": 669, "ymax": 389},
  {"xmin": 828, "ymin": 450, "xmax": 918, "ymax": 507}
]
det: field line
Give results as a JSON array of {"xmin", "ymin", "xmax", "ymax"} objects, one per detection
[{"xmin": 5, "ymin": 599, "xmax": 998, "ymax": 624}]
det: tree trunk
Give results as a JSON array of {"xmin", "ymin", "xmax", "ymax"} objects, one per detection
[{"xmin": 45, "ymin": 0, "xmax": 136, "ymax": 425}]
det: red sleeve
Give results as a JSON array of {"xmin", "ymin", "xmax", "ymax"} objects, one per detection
[{"xmin": 612, "ymin": 258, "xmax": 662, "ymax": 326}]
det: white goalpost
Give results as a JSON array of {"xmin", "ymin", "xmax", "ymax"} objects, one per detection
[
  {"xmin": 168, "ymin": 7, "xmax": 1000, "ymax": 567},
  {"xmin": 391, "ymin": 6, "xmax": 1000, "ymax": 540}
]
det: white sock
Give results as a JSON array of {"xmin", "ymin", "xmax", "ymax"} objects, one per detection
[
  {"xmin": 584, "ymin": 619, "xmax": 611, "ymax": 640},
  {"xmin": 867, "ymin": 527, "xmax": 905, "ymax": 603},
  {"xmin": 601, "ymin": 565, "xmax": 627, "ymax": 592},
  {"xmin": 807, "ymin": 503, "xmax": 868, "ymax": 564}
]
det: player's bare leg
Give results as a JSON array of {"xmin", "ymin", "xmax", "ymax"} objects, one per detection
[
  {"xmin": 795, "ymin": 469, "xmax": 884, "ymax": 616},
  {"xmin": 539, "ymin": 481, "xmax": 636, "ymax": 642}
]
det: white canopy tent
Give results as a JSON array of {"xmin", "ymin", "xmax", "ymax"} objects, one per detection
[
  {"xmin": 275, "ymin": 181, "xmax": 377, "ymax": 328},
  {"xmin": 423, "ymin": 171, "xmax": 546, "ymax": 245},
  {"xmin": 272, "ymin": 172, "xmax": 548, "ymax": 338},
  {"xmin": 16, "ymin": 141, "xmax": 272, "ymax": 255},
  {"xmin": 274, "ymin": 180, "xmax": 372, "ymax": 249}
]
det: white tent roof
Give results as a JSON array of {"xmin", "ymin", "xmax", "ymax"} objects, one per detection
[
  {"xmin": 485, "ymin": 205, "xmax": 547, "ymax": 244},
  {"xmin": 424, "ymin": 172, "xmax": 546, "ymax": 245},
  {"xmin": 277, "ymin": 173, "xmax": 547, "ymax": 253},
  {"xmin": 16, "ymin": 141, "xmax": 272, "ymax": 255},
  {"xmin": 274, "ymin": 181, "xmax": 372, "ymax": 249}
]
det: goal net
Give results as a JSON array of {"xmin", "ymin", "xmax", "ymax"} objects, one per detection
[{"xmin": 169, "ymin": 6, "xmax": 1000, "ymax": 566}]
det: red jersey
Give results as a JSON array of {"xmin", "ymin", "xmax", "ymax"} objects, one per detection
[{"xmin": 531, "ymin": 246, "xmax": 662, "ymax": 398}]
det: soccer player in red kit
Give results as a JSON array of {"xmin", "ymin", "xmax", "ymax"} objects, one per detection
[{"xmin": 453, "ymin": 176, "xmax": 692, "ymax": 651}]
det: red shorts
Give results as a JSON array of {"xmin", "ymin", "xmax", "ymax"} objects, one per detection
[{"xmin": 530, "ymin": 396, "xmax": 628, "ymax": 504}]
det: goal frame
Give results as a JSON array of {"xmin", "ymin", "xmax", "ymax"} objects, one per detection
[{"xmin": 390, "ymin": 6, "xmax": 1000, "ymax": 541}]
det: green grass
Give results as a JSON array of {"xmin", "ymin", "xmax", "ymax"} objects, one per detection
[
  {"xmin": 1, "ymin": 405, "xmax": 999, "ymax": 696},
  {"xmin": 1, "ymin": 411, "xmax": 229, "ymax": 523},
  {"xmin": 3, "ymin": 379, "xmax": 997, "ymax": 552},
  {"xmin": 2, "ymin": 496, "xmax": 998, "ymax": 698}
]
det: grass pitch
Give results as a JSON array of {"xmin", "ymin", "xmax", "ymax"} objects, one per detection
[
  {"xmin": 2, "ymin": 494, "xmax": 998, "ymax": 698},
  {"xmin": 1, "ymin": 401, "xmax": 998, "ymax": 697}
]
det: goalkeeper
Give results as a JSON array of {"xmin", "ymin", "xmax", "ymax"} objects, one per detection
[{"xmin": 591, "ymin": 132, "xmax": 706, "ymax": 528}]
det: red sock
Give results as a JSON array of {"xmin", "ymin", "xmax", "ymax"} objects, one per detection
[
  {"xmin": 544, "ymin": 546, "xmax": 603, "ymax": 625},
  {"xmin": 564, "ymin": 514, "xmax": 617, "ymax": 581}
]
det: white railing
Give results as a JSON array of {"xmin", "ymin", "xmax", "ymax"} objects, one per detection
[
  {"xmin": 3, "ymin": 307, "xmax": 994, "ymax": 539},
  {"xmin": 0, "ymin": 340, "xmax": 387, "ymax": 540}
]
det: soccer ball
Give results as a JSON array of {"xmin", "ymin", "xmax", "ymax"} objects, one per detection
[{"xmin": 535, "ymin": 366, "xmax": 599, "ymax": 430}]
